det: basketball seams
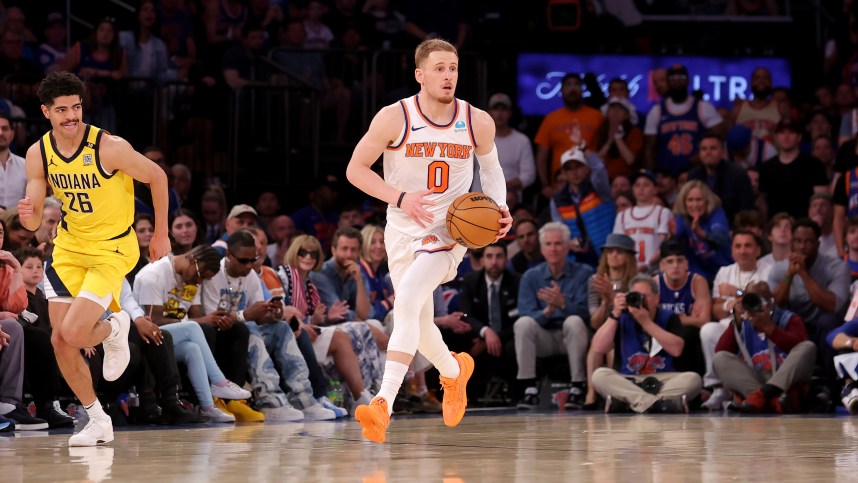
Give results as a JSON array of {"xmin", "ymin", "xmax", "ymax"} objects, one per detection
[
  {"xmin": 446, "ymin": 192, "xmax": 501, "ymax": 248},
  {"xmin": 450, "ymin": 212, "xmax": 500, "ymax": 232}
]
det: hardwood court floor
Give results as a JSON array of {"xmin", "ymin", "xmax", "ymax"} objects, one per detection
[{"xmin": 3, "ymin": 410, "xmax": 858, "ymax": 482}]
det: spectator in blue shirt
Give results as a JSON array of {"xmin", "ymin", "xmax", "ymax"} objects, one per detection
[
  {"xmin": 311, "ymin": 227, "xmax": 388, "ymax": 349},
  {"xmin": 514, "ymin": 222, "xmax": 593, "ymax": 409}
]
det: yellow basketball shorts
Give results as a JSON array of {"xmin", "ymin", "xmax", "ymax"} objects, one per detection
[{"xmin": 44, "ymin": 229, "xmax": 139, "ymax": 312}]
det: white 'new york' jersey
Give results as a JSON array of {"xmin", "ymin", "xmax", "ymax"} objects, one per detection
[
  {"xmin": 613, "ymin": 205, "xmax": 671, "ymax": 266},
  {"xmin": 383, "ymin": 94, "xmax": 477, "ymax": 237}
]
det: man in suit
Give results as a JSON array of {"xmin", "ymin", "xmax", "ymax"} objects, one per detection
[{"xmin": 459, "ymin": 241, "xmax": 521, "ymax": 392}]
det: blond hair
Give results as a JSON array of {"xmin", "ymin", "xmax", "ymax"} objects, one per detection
[
  {"xmin": 284, "ymin": 235, "xmax": 324, "ymax": 272},
  {"xmin": 673, "ymin": 180, "xmax": 722, "ymax": 221},
  {"xmin": 360, "ymin": 224, "xmax": 385, "ymax": 262},
  {"xmin": 415, "ymin": 38, "xmax": 457, "ymax": 68}
]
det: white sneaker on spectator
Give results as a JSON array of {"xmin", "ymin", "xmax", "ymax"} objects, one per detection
[
  {"xmin": 102, "ymin": 311, "xmax": 131, "ymax": 382},
  {"xmin": 210, "ymin": 381, "xmax": 252, "ymax": 400},
  {"xmin": 302, "ymin": 404, "xmax": 336, "ymax": 421},
  {"xmin": 69, "ymin": 417, "xmax": 114, "ymax": 447},
  {"xmin": 200, "ymin": 405, "xmax": 236, "ymax": 423},
  {"xmin": 318, "ymin": 397, "xmax": 348, "ymax": 418},
  {"xmin": 261, "ymin": 404, "xmax": 304, "ymax": 422},
  {"xmin": 702, "ymin": 387, "xmax": 732, "ymax": 411},
  {"xmin": 842, "ymin": 387, "xmax": 858, "ymax": 415}
]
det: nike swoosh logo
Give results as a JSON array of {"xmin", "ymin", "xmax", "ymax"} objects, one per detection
[{"xmin": 411, "ymin": 125, "xmax": 427, "ymax": 131}]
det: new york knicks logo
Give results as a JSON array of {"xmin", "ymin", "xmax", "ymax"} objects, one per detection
[
  {"xmin": 627, "ymin": 353, "xmax": 666, "ymax": 375},
  {"xmin": 421, "ymin": 234, "xmax": 439, "ymax": 246}
]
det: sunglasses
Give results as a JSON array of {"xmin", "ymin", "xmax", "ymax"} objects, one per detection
[
  {"xmin": 229, "ymin": 250, "xmax": 259, "ymax": 265},
  {"xmin": 297, "ymin": 248, "xmax": 320, "ymax": 260}
]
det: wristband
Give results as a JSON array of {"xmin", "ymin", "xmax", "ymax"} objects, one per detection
[
  {"xmin": 235, "ymin": 310, "xmax": 245, "ymax": 322},
  {"xmin": 479, "ymin": 326, "xmax": 488, "ymax": 339},
  {"xmin": 722, "ymin": 300, "xmax": 731, "ymax": 313},
  {"xmin": 396, "ymin": 191, "xmax": 406, "ymax": 208}
]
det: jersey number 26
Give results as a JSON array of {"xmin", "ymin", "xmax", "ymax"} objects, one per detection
[{"xmin": 65, "ymin": 191, "xmax": 94, "ymax": 213}]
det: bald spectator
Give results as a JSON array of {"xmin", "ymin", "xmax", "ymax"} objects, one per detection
[
  {"xmin": 212, "ymin": 204, "xmax": 259, "ymax": 256},
  {"xmin": 730, "ymin": 67, "xmax": 789, "ymax": 143},
  {"xmin": 769, "ymin": 219, "xmax": 850, "ymax": 380}
]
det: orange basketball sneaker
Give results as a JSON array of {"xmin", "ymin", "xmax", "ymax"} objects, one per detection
[
  {"xmin": 439, "ymin": 352, "xmax": 475, "ymax": 427},
  {"xmin": 354, "ymin": 397, "xmax": 390, "ymax": 443}
]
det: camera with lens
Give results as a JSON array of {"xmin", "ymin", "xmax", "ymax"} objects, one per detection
[
  {"xmin": 741, "ymin": 292, "xmax": 766, "ymax": 313},
  {"xmin": 625, "ymin": 291, "xmax": 647, "ymax": 310}
]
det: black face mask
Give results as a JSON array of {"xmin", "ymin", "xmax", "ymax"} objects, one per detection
[{"xmin": 668, "ymin": 87, "xmax": 688, "ymax": 102}]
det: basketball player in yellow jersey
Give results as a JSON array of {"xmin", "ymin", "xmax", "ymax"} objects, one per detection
[
  {"xmin": 18, "ymin": 72, "xmax": 170, "ymax": 446},
  {"xmin": 347, "ymin": 39, "xmax": 512, "ymax": 443}
]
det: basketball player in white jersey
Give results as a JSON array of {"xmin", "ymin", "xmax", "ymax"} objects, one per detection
[{"xmin": 346, "ymin": 39, "xmax": 512, "ymax": 443}]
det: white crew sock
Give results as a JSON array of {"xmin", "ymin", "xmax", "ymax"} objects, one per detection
[{"xmin": 375, "ymin": 361, "xmax": 409, "ymax": 415}]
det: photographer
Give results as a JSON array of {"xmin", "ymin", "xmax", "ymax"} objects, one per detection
[
  {"xmin": 591, "ymin": 274, "xmax": 703, "ymax": 414},
  {"xmin": 713, "ymin": 281, "xmax": 815, "ymax": 414}
]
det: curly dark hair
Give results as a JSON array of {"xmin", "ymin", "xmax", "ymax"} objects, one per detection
[{"xmin": 38, "ymin": 71, "xmax": 86, "ymax": 106}]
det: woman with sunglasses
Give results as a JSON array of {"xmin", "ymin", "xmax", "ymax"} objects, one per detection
[
  {"xmin": 277, "ymin": 235, "xmax": 378, "ymax": 411},
  {"xmin": 132, "ymin": 244, "xmax": 255, "ymax": 423}
]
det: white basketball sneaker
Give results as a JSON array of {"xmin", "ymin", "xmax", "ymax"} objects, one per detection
[
  {"xmin": 261, "ymin": 403, "xmax": 304, "ymax": 422},
  {"xmin": 69, "ymin": 417, "xmax": 114, "ymax": 447},
  {"xmin": 210, "ymin": 380, "xmax": 252, "ymax": 400},
  {"xmin": 102, "ymin": 311, "xmax": 131, "ymax": 382}
]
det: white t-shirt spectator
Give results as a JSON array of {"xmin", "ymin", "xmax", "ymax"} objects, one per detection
[
  {"xmin": 0, "ymin": 152, "xmax": 27, "ymax": 210},
  {"xmin": 471, "ymin": 128, "xmax": 535, "ymax": 203},
  {"xmin": 133, "ymin": 256, "xmax": 201, "ymax": 321},
  {"xmin": 644, "ymin": 97, "xmax": 723, "ymax": 135},
  {"xmin": 200, "ymin": 258, "xmax": 264, "ymax": 315},
  {"xmin": 712, "ymin": 260, "xmax": 772, "ymax": 323}
]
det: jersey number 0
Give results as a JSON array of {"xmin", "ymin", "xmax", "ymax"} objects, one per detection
[{"xmin": 427, "ymin": 160, "xmax": 449, "ymax": 193}]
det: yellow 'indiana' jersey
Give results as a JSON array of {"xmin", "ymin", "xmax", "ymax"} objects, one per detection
[{"xmin": 39, "ymin": 124, "xmax": 135, "ymax": 241}]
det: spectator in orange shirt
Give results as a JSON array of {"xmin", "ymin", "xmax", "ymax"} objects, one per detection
[{"xmin": 534, "ymin": 73, "xmax": 604, "ymax": 198}]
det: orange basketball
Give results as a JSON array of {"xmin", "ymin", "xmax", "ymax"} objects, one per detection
[{"xmin": 446, "ymin": 192, "xmax": 502, "ymax": 249}]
